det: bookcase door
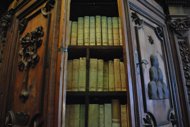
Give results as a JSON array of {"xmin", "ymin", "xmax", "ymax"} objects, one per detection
[
  {"xmin": 2, "ymin": 1, "xmax": 55, "ymax": 126},
  {"xmin": 129, "ymin": 3, "xmax": 180, "ymax": 126}
]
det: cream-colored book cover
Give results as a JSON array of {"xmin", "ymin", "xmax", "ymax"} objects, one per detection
[
  {"xmin": 112, "ymin": 17, "xmax": 119, "ymax": 46},
  {"xmin": 114, "ymin": 59, "xmax": 121, "ymax": 91},
  {"xmin": 102, "ymin": 16, "xmax": 108, "ymax": 45},
  {"xmin": 96, "ymin": 15, "xmax": 102, "ymax": 46},
  {"xmin": 67, "ymin": 60, "xmax": 73, "ymax": 91},
  {"xmin": 78, "ymin": 57, "xmax": 86, "ymax": 91},
  {"xmin": 78, "ymin": 17, "xmax": 84, "ymax": 45},
  {"xmin": 84, "ymin": 16, "xmax": 90, "ymax": 45},
  {"xmin": 89, "ymin": 58, "xmax": 98, "ymax": 91},
  {"xmin": 90, "ymin": 16, "xmax": 96, "ymax": 45},
  {"xmin": 103, "ymin": 62, "xmax": 109, "ymax": 91},
  {"xmin": 108, "ymin": 60, "xmax": 114, "ymax": 91},
  {"xmin": 70, "ymin": 21, "xmax": 78, "ymax": 45},
  {"xmin": 105, "ymin": 104, "xmax": 112, "ymax": 127},
  {"xmin": 88, "ymin": 104, "xmax": 99, "ymax": 127},
  {"xmin": 99, "ymin": 105, "xmax": 105, "ymax": 127},
  {"xmin": 112, "ymin": 99, "xmax": 121, "ymax": 127},
  {"xmin": 72, "ymin": 59, "xmax": 79, "ymax": 91},
  {"xmin": 118, "ymin": 18, "xmax": 123, "ymax": 45},
  {"xmin": 121, "ymin": 105, "xmax": 128, "ymax": 127},
  {"xmin": 108, "ymin": 17, "xmax": 113, "ymax": 46},
  {"xmin": 97, "ymin": 59, "xmax": 104, "ymax": 91},
  {"xmin": 120, "ymin": 62, "xmax": 127, "ymax": 91}
]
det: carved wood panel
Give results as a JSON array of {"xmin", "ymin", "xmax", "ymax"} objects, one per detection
[
  {"xmin": 4, "ymin": 1, "xmax": 55, "ymax": 126},
  {"xmin": 132, "ymin": 12, "xmax": 175, "ymax": 126}
]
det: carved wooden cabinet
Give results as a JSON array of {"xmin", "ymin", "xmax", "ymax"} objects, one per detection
[{"xmin": 0, "ymin": 0, "xmax": 189, "ymax": 127}]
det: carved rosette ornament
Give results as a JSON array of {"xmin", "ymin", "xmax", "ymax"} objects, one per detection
[
  {"xmin": 18, "ymin": 26, "xmax": 44, "ymax": 102},
  {"xmin": 0, "ymin": 9, "xmax": 14, "ymax": 63},
  {"xmin": 143, "ymin": 113, "xmax": 155, "ymax": 127}
]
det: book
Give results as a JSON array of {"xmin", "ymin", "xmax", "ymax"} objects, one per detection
[
  {"xmin": 70, "ymin": 21, "xmax": 78, "ymax": 45},
  {"xmin": 88, "ymin": 104, "xmax": 99, "ymax": 127},
  {"xmin": 118, "ymin": 18, "xmax": 123, "ymax": 45},
  {"xmin": 108, "ymin": 17, "xmax": 113, "ymax": 46},
  {"xmin": 90, "ymin": 16, "xmax": 96, "ymax": 45},
  {"xmin": 78, "ymin": 17, "xmax": 84, "ymax": 45},
  {"xmin": 66, "ymin": 21, "xmax": 71, "ymax": 46},
  {"xmin": 121, "ymin": 105, "xmax": 128, "ymax": 127},
  {"xmin": 97, "ymin": 59, "xmax": 104, "ymax": 91},
  {"xmin": 103, "ymin": 62, "xmax": 109, "ymax": 91},
  {"xmin": 80, "ymin": 104, "xmax": 85, "ymax": 127},
  {"xmin": 89, "ymin": 58, "xmax": 98, "ymax": 91},
  {"xmin": 67, "ymin": 60, "xmax": 73, "ymax": 91},
  {"xmin": 96, "ymin": 15, "xmax": 102, "ymax": 45},
  {"xmin": 112, "ymin": 17, "xmax": 119, "ymax": 46},
  {"xmin": 72, "ymin": 59, "xmax": 79, "ymax": 91},
  {"xmin": 120, "ymin": 62, "xmax": 127, "ymax": 91},
  {"xmin": 78, "ymin": 57, "xmax": 86, "ymax": 91},
  {"xmin": 112, "ymin": 99, "xmax": 121, "ymax": 127},
  {"xmin": 84, "ymin": 16, "xmax": 90, "ymax": 45},
  {"xmin": 99, "ymin": 105, "xmax": 105, "ymax": 127},
  {"xmin": 114, "ymin": 59, "xmax": 121, "ymax": 91},
  {"xmin": 74, "ymin": 104, "xmax": 80, "ymax": 127},
  {"xmin": 102, "ymin": 16, "xmax": 108, "ymax": 45},
  {"xmin": 105, "ymin": 104, "xmax": 112, "ymax": 127},
  {"xmin": 108, "ymin": 60, "xmax": 114, "ymax": 91},
  {"xmin": 65, "ymin": 105, "xmax": 70, "ymax": 127}
]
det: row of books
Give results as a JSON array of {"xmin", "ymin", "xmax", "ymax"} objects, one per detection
[
  {"xmin": 68, "ymin": 16, "xmax": 122, "ymax": 46},
  {"xmin": 65, "ymin": 100, "xmax": 129, "ymax": 127},
  {"xmin": 67, "ymin": 58, "xmax": 127, "ymax": 91}
]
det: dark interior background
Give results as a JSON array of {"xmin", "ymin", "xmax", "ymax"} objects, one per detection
[{"xmin": 0, "ymin": 0, "xmax": 189, "ymax": 16}]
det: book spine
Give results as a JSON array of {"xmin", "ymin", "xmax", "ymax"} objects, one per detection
[
  {"xmin": 120, "ymin": 62, "xmax": 127, "ymax": 91},
  {"xmin": 97, "ymin": 59, "xmax": 104, "ymax": 91},
  {"xmin": 104, "ymin": 104, "xmax": 112, "ymax": 127},
  {"xmin": 72, "ymin": 59, "xmax": 79, "ymax": 91},
  {"xmin": 78, "ymin": 17, "xmax": 84, "ymax": 45},
  {"xmin": 90, "ymin": 16, "xmax": 96, "ymax": 45},
  {"xmin": 118, "ymin": 18, "xmax": 123, "ymax": 45},
  {"xmin": 121, "ymin": 105, "xmax": 128, "ymax": 127},
  {"xmin": 80, "ymin": 104, "xmax": 85, "ymax": 127},
  {"xmin": 88, "ymin": 104, "xmax": 99, "ymax": 127},
  {"xmin": 67, "ymin": 60, "xmax": 73, "ymax": 91},
  {"xmin": 112, "ymin": 17, "xmax": 119, "ymax": 46},
  {"xmin": 78, "ymin": 57, "xmax": 86, "ymax": 91},
  {"xmin": 66, "ymin": 21, "xmax": 71, "ymax": 46},
  {"xmin": 99, "ymin": 105, "xmax": 105, "ymax": 127},
  {"xmin": 96, "ymin": 15, "xmax": 102, "ymax": 46},
  {"xmin": 84, "ymin": 16, "xmax": 90, "ymax": 45},
  {"xmin": 108, "ymin": 60, "xmax": 114, "ymax": 91},
  {"xmin": 108, "ymin": 17, "xmax": 113, "ymax": 46},
  {"xmin": 112, "ymin": 99, "xmax": 121, "ymax": 127},
  {"xmin": 114, "ymin": 59, "xmax": 121, "ymax": 91},
  {"xmin": 74, "ymin": 104, "xmax": 80, "ymax": 127},
  {"xmin": 70, "ymin": 21, "xmax": 78, "ymax": 45},
  {"xmin": 103, "ymin": 62, "xmax": 109, "ymax": 91},
  {"xmin": 102, "ymin": 16, "xmax": 108, "ymax": 46},
  {"xmin": 89, "ymin": 59, "xmax": 98, "ymax": 91}
]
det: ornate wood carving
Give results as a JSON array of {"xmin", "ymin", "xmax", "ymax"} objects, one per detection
[
  {"xmin": 169, "ymin": 17, "xmax": 190, "ymax": 36},
  {"xmin": 19, "ymin": 18, "xmax": 28, "ymax": 34},
  {"xmin": 143, "ymin": 113, "xmax": 155, "ymax": 127},
  {"xmin": 5, "ymin": 111, "xmax": 30, "ymax": 127},
  {"xmin": 168, "ymin": 109, "xmax": 177, "ymax": 126},
  {"xmin": 131, "ymin": 12, "xmax": 144, "ymax": 28},
  {"xmin": 0, "ymin": 9, "xmax": 14, "ymax": 63},
  {"xmin": 41, "ymin": 0, "xmax": 55, "ymax": 17},
  {"xmin": 18, "ymin": 26, "xmax": 44, "ymax": 102},
  {"xmin": 148, "ymin": 54, "xmax": 169, "ymax": 100},
  {"xmin": 154, "ymin": 27, "xmax": 164, "ymax": 42}
]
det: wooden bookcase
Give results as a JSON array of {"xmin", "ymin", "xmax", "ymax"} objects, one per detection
[{"xmin": 65, "ymin": 0, "xmax": 129, "ymax": 127}]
